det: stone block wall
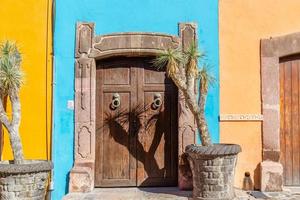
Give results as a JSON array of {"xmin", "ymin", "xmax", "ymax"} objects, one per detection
[{"xmin": 0, "ymin": 171, "xmax": 49, "ymax": 200}]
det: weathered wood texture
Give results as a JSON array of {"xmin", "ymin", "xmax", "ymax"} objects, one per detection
[
  {"xmin": 280, "ymin": 54, "xmax": 300, "ymax": 186},
  {"xmin": 95, "ymin": 57, "xmax": 178, "ymax": 187}
]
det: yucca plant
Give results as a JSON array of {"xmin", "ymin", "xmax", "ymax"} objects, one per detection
[
  {"xmin": 0, "ymin": 41, "xmax": 24, "ymax": 164},
  {"xmin": 153, "ymin": 43, "xmax": 214, "ymax": 146}
]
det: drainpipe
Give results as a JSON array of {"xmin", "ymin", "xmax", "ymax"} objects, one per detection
[
  {"xmin": 47, "ymin": 0, "xmax": 56, "ymax": 199},
  {"xmin": 47, "ymin": 53, "xmax": 55, "ymax": 200}
]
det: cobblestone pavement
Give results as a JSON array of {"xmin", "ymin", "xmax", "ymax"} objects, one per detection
[
  {"xmin": 235, "ymin": 189, "xmax": 300, "ymax": 200},
  {"xmin": 63, "ymin": 188, "xmax": 300, "ymax": 200},
  {"xmin": 63, "ymin": 187, "xmax": 191, "ymax": 200}
]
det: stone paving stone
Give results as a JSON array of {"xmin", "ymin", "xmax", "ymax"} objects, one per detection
[{"xmin": 63, "ymin": 188, "xmax": 300, "ymax": 200}]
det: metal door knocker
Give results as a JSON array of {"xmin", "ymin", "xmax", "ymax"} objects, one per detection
[
  {"xmin": 152, "ymin": 93, "xmax": 162, "ymax": 109},
  {"xmin": 111, "ymin": 93, "xmax": 121, "ymax": 110}
]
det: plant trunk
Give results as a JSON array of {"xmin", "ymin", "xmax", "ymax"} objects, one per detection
[
  {"xmin": 0, "ymin": 95, "xmax": 5, "ymax": 157},
  {"xmin": 197, "ymin": 87, "xmax": 211, "ymax": 146},
  {"xmin": 9, "ymin": 91, "xmax": 24, "ymax": 164},
  {"xmin": 170, "ymin": 73, "xmax": 212, "ymax": 146},
  {"xmin": 0, "ymin": 92, "xmax": 24, "ymax": 164},
  {"xmin": 7, "ymin": 126, "xmax": 24, "ymax": 164}
]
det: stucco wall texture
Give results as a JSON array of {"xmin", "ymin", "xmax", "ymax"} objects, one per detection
[
  {"xmin": 53, "ymin": 0, "xmax": 219, "ymax": 199},
  {"xmin": 0, "ymin": 1, "xmax": 52, "ymax": 160},
  {"xmin": 219, "ymin": 0, "xmax": 300, "ymax": 189}
]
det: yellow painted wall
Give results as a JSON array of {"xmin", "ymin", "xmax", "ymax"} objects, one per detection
[
  {"xmin": 220, "ymin": 0, "xmax": 300, "ymax": 189},
  {"xmin": 0, "ymin": 1, "xmax": 52, "ymax": 160}
]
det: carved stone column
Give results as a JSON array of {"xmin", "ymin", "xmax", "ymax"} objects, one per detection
[
  {"xmin": 69, "ymin": 22, "xmax": 96, "ymax": 193},
  {"xmin": 178, "ymin": 23, "xmax": 197, "ymax": 190}
]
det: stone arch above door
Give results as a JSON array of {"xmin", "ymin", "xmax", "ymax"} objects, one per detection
[
  {"xmin": 69, "ymin": 22, "xmax": 198, "ymax": 192},
  {"xmin": 261, "ymin": 32, "xmax": 300, "ymax": 191}
]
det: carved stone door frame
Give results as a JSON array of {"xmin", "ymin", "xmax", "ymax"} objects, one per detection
[
  {"xmin": 69, "ymin": 22, "xmax": 198, "ymax": 192},
  {"xmin": 260, "ymin": 32, "xmax": 300, "ymax": 191}
]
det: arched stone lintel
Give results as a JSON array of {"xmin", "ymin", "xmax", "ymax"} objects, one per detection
[{"xmin": 89, "ymin": 32, "xmax": 180, "ymax": 59}]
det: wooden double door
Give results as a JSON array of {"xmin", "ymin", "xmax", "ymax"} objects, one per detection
[
  {"xmin": 95, "ymin": 57, "xmax": 178, "ymax": 187},
  {"xmin": 280, "ymin": 54, "xmax": 300, "ymax": 186}
]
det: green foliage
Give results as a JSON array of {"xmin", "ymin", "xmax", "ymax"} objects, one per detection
[
  {"xmin": 153, "ymin": 43, "xmax": 215, "ymax": 93},
  {"xmin": 184, "ymin": 43, "xmax": 205, "ymax": 77},
  {"xmin": 153, "ymin": 43, "xmax": 214, "ymax": 86},
  {"xmin": 184, "ymin": 43, "xmax": 205, "ymax": 61},
  {"xmin": 198, "ymin": 65, "xmax": 215, "ymax": 93},
  {"xmin": 153, "ymin": 48, "xmax": 183, "ymax": 77},
  {"xmin": 0, "ymin": 41, "xmax": 23, "ymax": 96}
]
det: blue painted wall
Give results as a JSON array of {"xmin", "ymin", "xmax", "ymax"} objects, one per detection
[{"xmin": 53, "ymin": 0, "xmax": 219, "ymax": 199}]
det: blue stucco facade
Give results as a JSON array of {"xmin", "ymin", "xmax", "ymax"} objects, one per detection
[{"xmin": 53, "ymin": 1, "xmax": 219, "ymax": 199}]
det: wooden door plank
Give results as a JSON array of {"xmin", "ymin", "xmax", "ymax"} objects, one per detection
[
  {"xmin": 136, "ymin": 60, "xmax": 178, "ymax": 187},
  {"xmin": 298, "ymin": 59, "xmax": 300, "ymax": 186},
  {"xmin": 95, "ymin": 69, "xmax": 104, "ymax": 186},
  {"xmin": 284, "ymin": 60, "xmax": 293, "ymax": 185},
  {"xmin": 95, "ymin": 58, "xmax": 138, "ymax": 187},
  {"xmin": 280, "ymin": 61, "xmax": 286, "ymax": 184},
  {"xmin": 280, "ymin": 55, "xmax": 300, "ymax": 186},
  {"xmin": 292, "ymin": 60, "xmax": 300, "ymax": 185},
  {"xmin": 136, "ymin": 62, "xmax": 145, "ymax": 186}
]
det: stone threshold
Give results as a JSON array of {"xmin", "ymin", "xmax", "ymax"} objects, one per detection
[{"xmin": 63, "ymin": 187, "xmax": 192, "ymax": 200}]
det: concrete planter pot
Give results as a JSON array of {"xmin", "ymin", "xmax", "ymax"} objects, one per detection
[
  {"xmin": 186, "ymin": 144, "xmax": 241, "ymax": 200},
  {"xmin": 0, "ymin": 160, "xmax": 52, "ymax": 200}
]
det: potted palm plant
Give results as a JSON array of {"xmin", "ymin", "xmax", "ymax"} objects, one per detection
[
  {"xmin": 154, "ymin": 44, "xmax": 241, "ymax": 200},
  {"xmin": 0, "ymin": 41, "xmax": 52, "ymax": 199}
]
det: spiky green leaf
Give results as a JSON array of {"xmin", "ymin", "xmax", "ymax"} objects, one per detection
[
  {"xmin": 198, "ymin": 64, "xmax": 215, "ymax": 93},
  {"xmin": 0, "ymin": 41, "xmax": 23, "ymax": 95},
  {"xmin": 153, "ymin": 48, "xmax": 183, "ymax": 77},
  {"xmin": 184, "ymin": 42, "xmax": 205, "ymax": 62}
]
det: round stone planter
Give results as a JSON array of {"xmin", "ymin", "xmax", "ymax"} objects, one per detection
[
  {"xmin": 186, "ymin": 144, "xmax": 242, "ymax": 200},
  {"xmin": 0, "ymin": 160, "xmax": 53, "ymax": 200}
]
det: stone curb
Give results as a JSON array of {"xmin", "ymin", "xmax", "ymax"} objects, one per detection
[
  {"xmin": 185, "ymin": 144, "xmax": 242, "ymax": 156},
  {"xmin": 0, "ymin": 160, "xmax": 53, "ymax": 174}
]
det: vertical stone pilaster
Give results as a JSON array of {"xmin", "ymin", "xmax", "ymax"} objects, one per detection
[
  {"xmin": 178, "ymin": 23, "xmax": 198, "ymax": 190},
  {"xmin": 69, "ymin": 22, "xmax": 96, "ymax": 193},
  {"xmin": 260, "ymin": 37, "xmax": 282, "ymax": 192},
  {"xmin": 261, "ymin": 55, "xmax": 280, "ymax": 161}
]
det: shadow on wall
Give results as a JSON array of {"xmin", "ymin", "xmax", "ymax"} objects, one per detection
[
  {"xmin": 254, "ymin": 163, "xmax": 261, "ymax": 190},
  {"xmin": 103, "ymin": 103, "xmax": 171, "ymax": 186},
  {"xmin": 65, "ymin": 172, "xmax": 70, "ymax": 194}
]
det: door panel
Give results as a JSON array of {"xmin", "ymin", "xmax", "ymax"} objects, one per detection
[
  {"xmin": 95, "ymin": 60, "xmax": 137, "ymax": 187},
  {"xmin": 103, "ymin": 67, "xmax": 131, "ymax": 85},
  {"xmin": 95, "ymin": 57, "xmax": 178, "ymax": 187},
  {"xmin": 137, "ymin": 62, "xmax": 178, "ymax": 186},
  {"xmin": 280, "ymin": 54, "xmax": 300, "ymax": 186},
  {"xmin": 102, "ymin": 92, "xmax": 131, "ymax": 180}
]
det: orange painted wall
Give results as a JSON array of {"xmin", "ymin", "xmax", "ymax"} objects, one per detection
[
  {"xmin": 219, "ymin": 0, "xmax": 300, "ymax": 188},
  {"xmin": 0, "ymin": 1, "xmax": 52, "ymax": 160}
]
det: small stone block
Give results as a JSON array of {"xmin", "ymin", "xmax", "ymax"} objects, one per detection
[
  {"xmin": 0, "ymin": 177, "xmax": 14, "ymax": 185},
  {"xmin": 260, "ymin": 161, "xmax": 283, "ymax": 192}
]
